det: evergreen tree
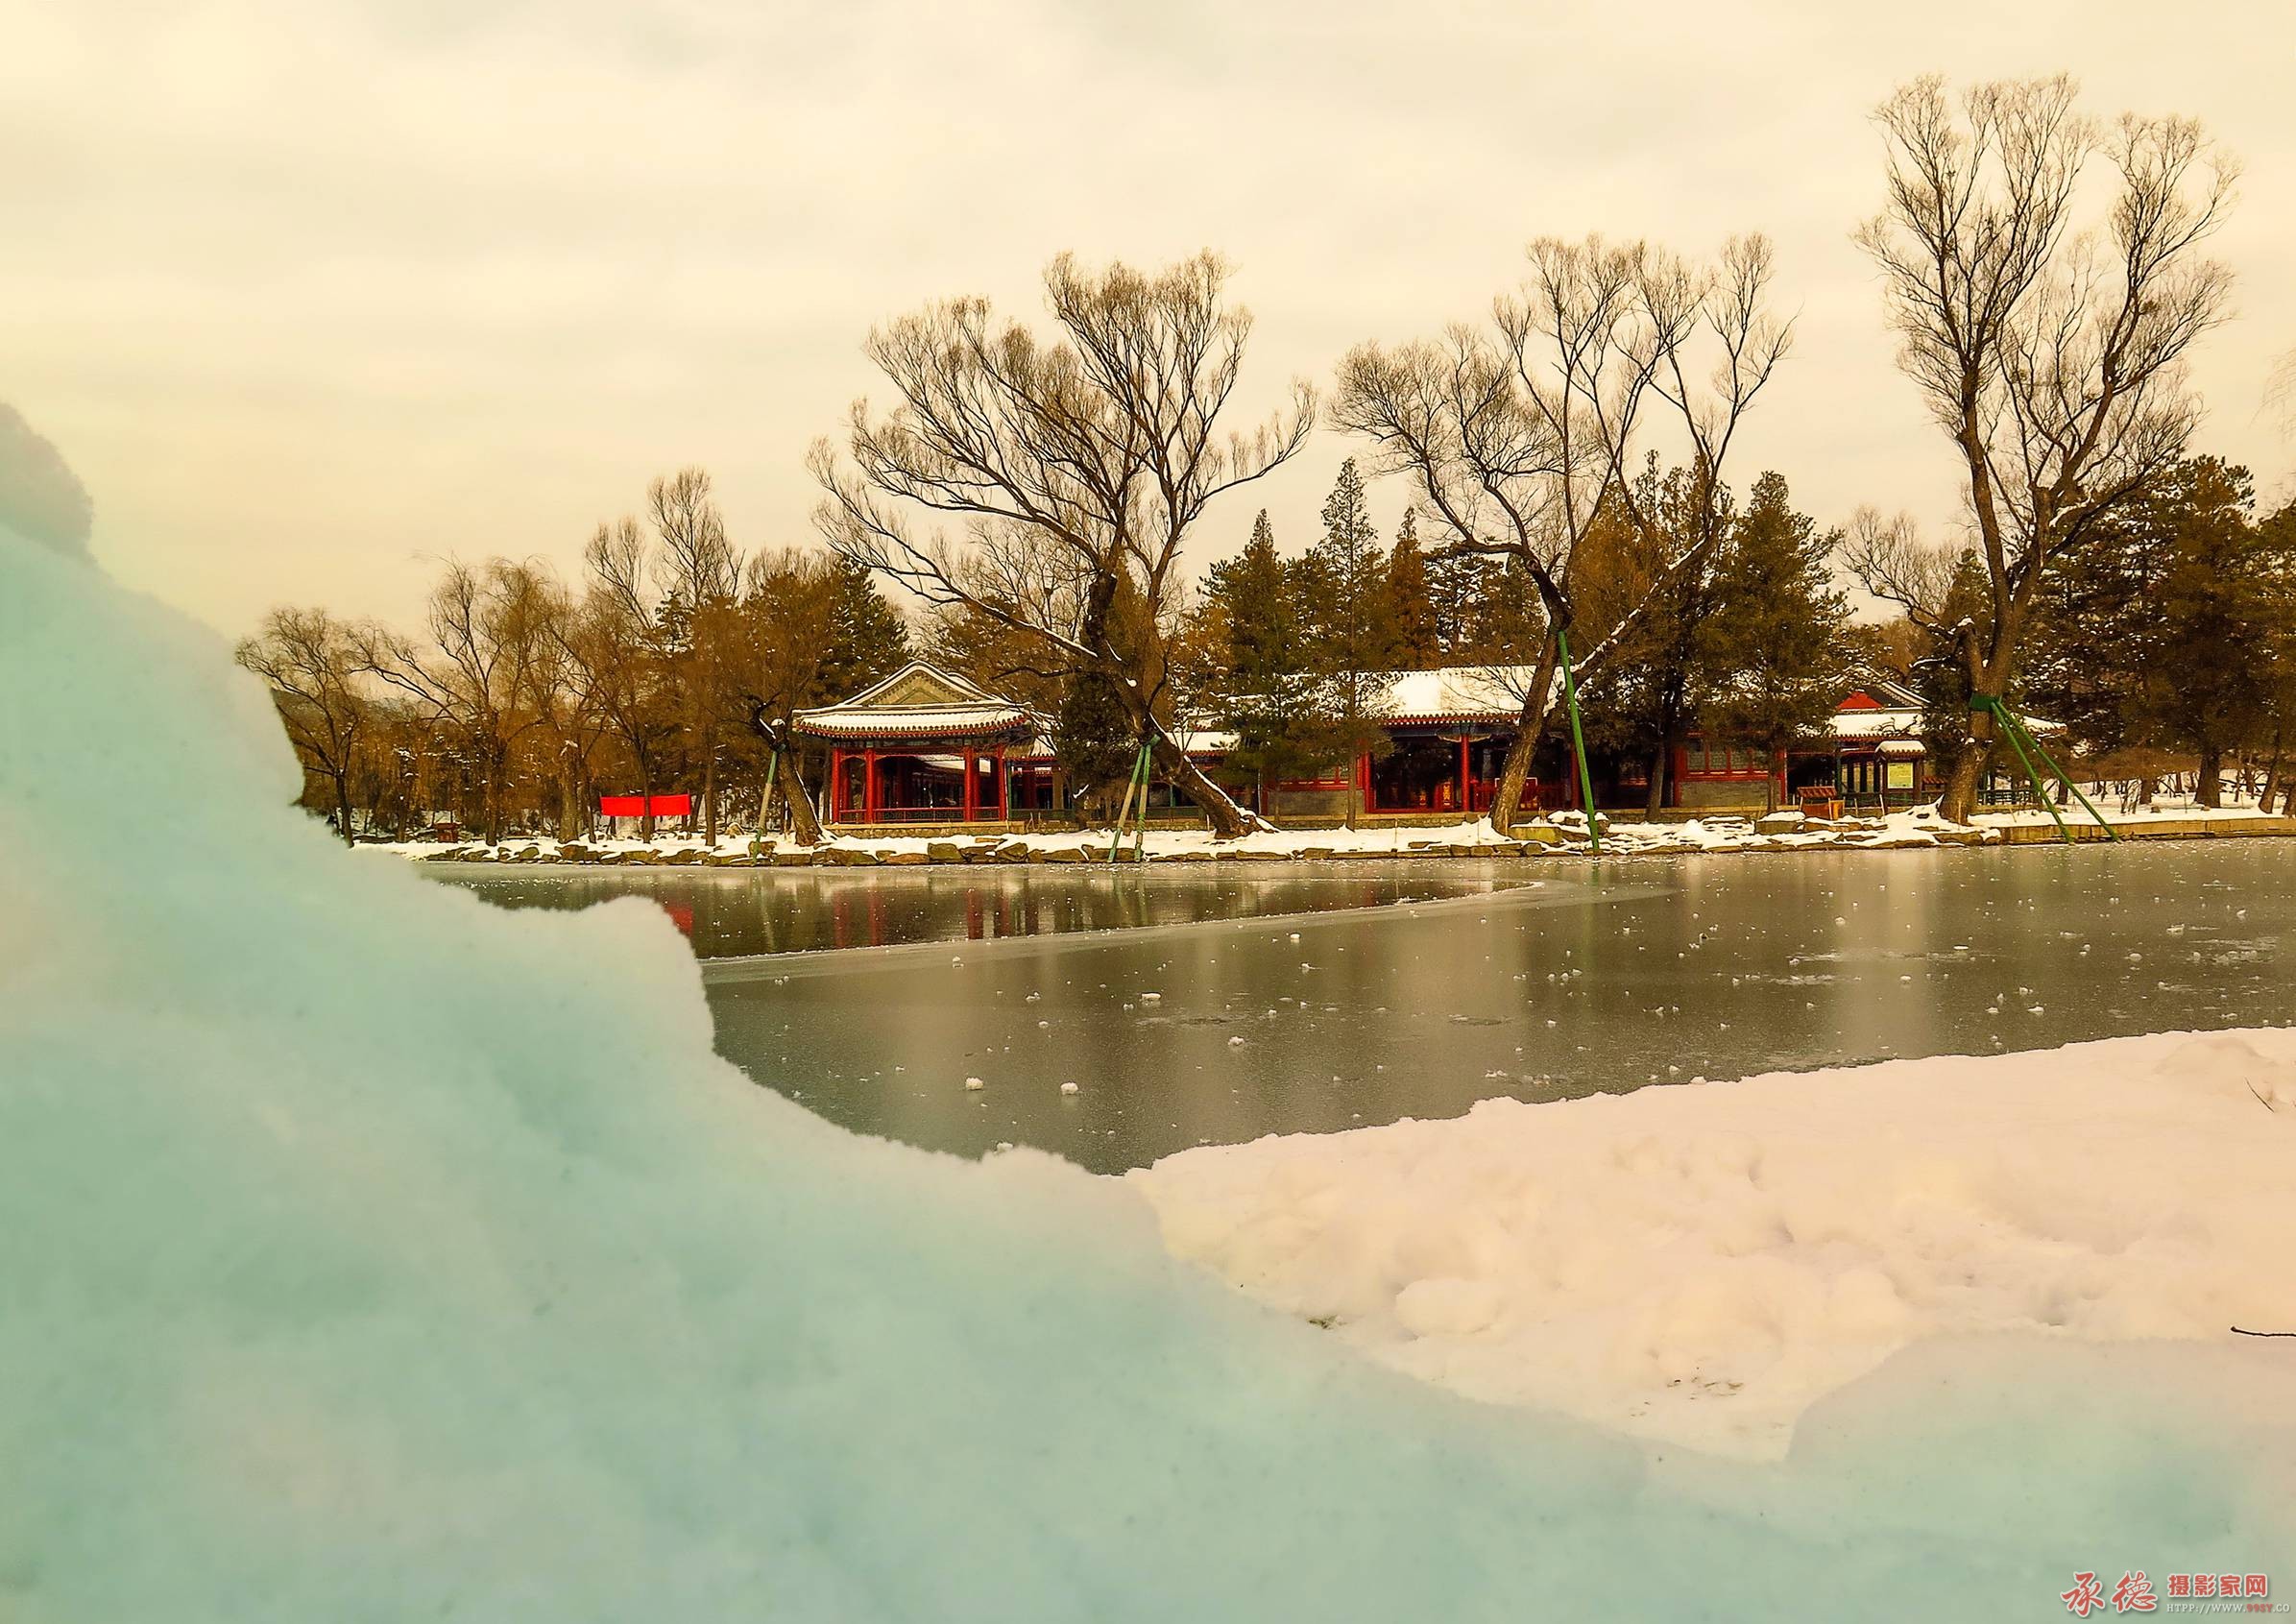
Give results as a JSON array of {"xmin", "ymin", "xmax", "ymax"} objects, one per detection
[
  {"xmin": 1297, "ymin": 458, "xmax": 1402, "ymax": 823},
  {"xmin": 1697, "ymin": 472, "xmax": 1851, "ymax": 811},
  {"xmin": 1386, "ymin": 507, "xmax": 1441, "ymax": 667},
  {"xmin": 2027, "ymin": 458, "xmax": 2296, "ymax": 805},
  {"xmin": 2125, "ymin": 461, "xmax": 2291, "ymax": 805},
  {"xmin": 1192, "ymin": 511, "xmax": 1335, "ymax": 806},
  {"xmin": 1912, "ymin": 550, "xmax": 1995, "ymax": 778},
  {"xmin": 1573, "ymin": 459, "xmax": 1733, "ymax": 813},
  {"xmin": 818, "ymin": 554, "xmax": 910, "ymax": 699},
  {"xmin": 1426, "ymin": 551, "xmax": 1491, "ymax": 660}
]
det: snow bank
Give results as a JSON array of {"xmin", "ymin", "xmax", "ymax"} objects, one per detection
[
  {"xmin": 4, "ymin": 434, "xmax": 2292, "ymax": 1617},
  {"xmin": 1132, "ymin": 1030, "xmax": 2296, "ymax": 1460},
  {"xmin": 369, "ymin": 801, "xmax": 2295, "ymax": 868}
]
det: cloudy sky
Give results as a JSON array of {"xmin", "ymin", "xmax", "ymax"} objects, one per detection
[{"xmin": 8, "ymin": 0, "xmax": 2294, "ymax": 636}]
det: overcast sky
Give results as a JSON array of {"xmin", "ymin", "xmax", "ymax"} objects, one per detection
[{"xmin": 8, "ymin": 0, "xmax": 2294, "ymax": 637}]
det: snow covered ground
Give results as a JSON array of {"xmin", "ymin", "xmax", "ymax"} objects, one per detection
[
  {"xmin": 1131, "ymin": 1029, "xmax": 2296, "ymax": 1461},
  {"xmin": 368, "ymin": 800, "xmax": 2292, "ymax": 867}
]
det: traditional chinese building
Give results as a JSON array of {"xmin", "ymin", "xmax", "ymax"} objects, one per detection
[
  {"xmin": 791, "ymin": 662, "xmax": 1038, "ymax": 825},
  {"xmin": 793, "ymin": 662, "xmax": 1991, "ymax": 828}
]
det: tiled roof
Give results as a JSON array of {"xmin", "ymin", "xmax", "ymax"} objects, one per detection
[
  {"xmin": 1830, "ymin": 708, "xmax": 1926, "ymax": 741},
  {"xmin": 793, "ymin": 704, "xmax": 1033, "ymax": 740},
  {"xmin": 1380, "ymin": 666, "xmax": 1536, "ymax": 722}
]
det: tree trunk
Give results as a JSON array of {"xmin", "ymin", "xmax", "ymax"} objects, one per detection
[
  {"xmin": 1937, "ymin": 725, "xmax": 1989, "ymax": 824},
  {"xmin": 1644, "ymin": 740, "xmax": 1668, "ymax": 819},
  {"xmin": 2260, "ymin": 730, "xmax": 2284, "ymax": 818},
  {"xmin": 1939, "ymin": 617, "xmax": 2021, "ymax": 826},
  {"xmin": 1486, "ymin": 630, "xmax": 1562, "ymax": 836},
  {"xmin": 1154, "ymin": 736, "xmax": 1256, "ymax": 837},
  {"xmin": 703, "ymin": 754, "xmax": 719, "ymax": 846},
  {"xmin": 331, "ymin": 771, "xmax": 356, "ymax": 847},
  {"xmin": 776, "ymin": 748, "xmax": 823, "ymax": 845},
  {"xmin": 2196, "ymin": 744, "xmax": 2223, "ymax": 809},
  {"xmin": 482, "ymin": 752, "xmax": 504, "ymax": 845}
]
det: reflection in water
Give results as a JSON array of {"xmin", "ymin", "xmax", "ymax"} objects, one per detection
[
  {"xmin": 437, "ymin": 844, "xmax": 2296, "ymax": 1176},
  {"xmin": 427, "ymin": 862, "xmax": 1545, "ymax": 956}
]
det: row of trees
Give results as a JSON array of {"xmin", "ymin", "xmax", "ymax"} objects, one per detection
[
  {"xmin": 2017, "ymin": 458, "xmax": 2296, "ymax": 807},
  {"xmin": 244, "ymin": 76, "xmax": 2264, "ymax": 837},
  {"xmin": 804, "ymin": 74, "xmax": 2242, "ymax": 833},
  {"xmin": 1169, "ymin": 456, "xmax": 1851, "ymax": 816},
  {"xmin": 236, "ymin": 469, "xmax": 909, "ymax": 845}
]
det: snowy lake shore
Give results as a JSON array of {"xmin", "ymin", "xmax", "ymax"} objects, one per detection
[
  {"xmin": 371, "ymin": 801, "xmax": 2296, "ymax": 868},
  {"xmin": 1130, "ymin": 1027, "xmax": 2296, "ymax": 1462}
]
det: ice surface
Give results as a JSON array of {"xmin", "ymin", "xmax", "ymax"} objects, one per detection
[
  {"xmin": 3, "ymin": 439, "xmax": 2292, "ymax": 1616},
  {"xmin": 1133, "ymin": 1030, "xmax": 2296, "ymax": 1459}
]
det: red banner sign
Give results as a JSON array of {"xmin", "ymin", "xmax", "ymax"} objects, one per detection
[{"xmin": 598, "ymin": 794, "xmax": 692, "ymax": 817}]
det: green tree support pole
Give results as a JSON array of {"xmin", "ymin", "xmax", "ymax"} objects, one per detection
[
  {"xmin": 1973, "ymin": 694, "xmax": 2116, "ymax": 842},
  {"xmin": 1554, "ymin": 624, "xmax": 1600, "ymax": 855},
  {"xmin": 2005, "ymin": 707, "xmax": 2117, "ymax": 839},
  {"xmin": 1991, "ymin": 710, "xmax": 2077, "ymax": 845},
  {"xmin": 751, "ymin": 746, "xmax": 782, "ymax": 860},
  {"xmin": 1108, "ymin": 740, "xmax": 1152, "ymax": 863}
]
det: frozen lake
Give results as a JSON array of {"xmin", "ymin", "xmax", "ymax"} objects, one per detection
[{"xmin": 431, "ymin": 842, "xmax": 2296, "ymax": 1174}]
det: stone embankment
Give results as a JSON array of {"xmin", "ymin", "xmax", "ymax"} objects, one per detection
[{"xmin": 388, "ymin": 808, "xmax": 2296, "ymax": 866}]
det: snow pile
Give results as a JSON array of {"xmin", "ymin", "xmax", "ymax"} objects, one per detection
[
  {"xmin": 4, "ymin": 425, "xmax": 2292, "ymax": 1616},
  {"xmin": 1132, "ymin": 1030, "xmax": 2296, "ymax": 1460}
]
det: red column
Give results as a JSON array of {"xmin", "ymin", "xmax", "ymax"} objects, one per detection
[
  {"xmin": 1458, "ymin": 738, "xmax": 1471, "ymax": 814},
  {"xmin": 994, "ymin": 745, "xmax": 1007, "ymax": 819},
  {"xmin": 863, "ymin": 748, "xmax": 879, "ymax": 824},
  {"xmin": 829, "ymin": 748, "xmax": 844, "ymax": 820},
  {"xmin": 1357, "ymin": 752, "xmax": 1372, "ymax": 815},
  {"xmin": 961, "ymin": 747, "xmax": 977, "ymax": 822}
]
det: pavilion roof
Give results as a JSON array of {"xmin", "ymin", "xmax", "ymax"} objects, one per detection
[
  {"xmin": 792, "ymin": 660, "xmax": 1037, "ymax": 742},
  {"xmin": 1379, "ymin": 666, "xmax": 1537, "ymax": 724}
]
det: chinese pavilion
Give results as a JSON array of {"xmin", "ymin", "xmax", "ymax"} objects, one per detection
[{"xmin": 791, "ymin": 662, "xmax": 1039, "ymax": 825}]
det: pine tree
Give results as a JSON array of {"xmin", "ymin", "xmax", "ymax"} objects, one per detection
[
  {"xmin": 1696, "ymin": 472, "xmax": 1851, "ymax": 811},
  {"xmin": 1913, "ymin": 551, "xmax": 1995, "ymax": 777},
  {"xmin": 1298, "ymin": 458, "xmax": 1401, "ymax": 822},
  {"xmin": 1386, "ymin": 507, "xmax": 1441, "ymax": 668},
  {"xmin": 2027, "ymin": 458, "xmax": 2296, "ymax": 805},
  {"xmin": 1572, "ymin": 459, "xmax": 1733, "ymax": 813},
  {"xmin": 818, "ymin": 554, "xmax": 910, "ymax": 700},
  {"xmin": 2126, "ymin": 461, "xmax": 2290, "ymax": 806},
  {"xmin": 1192, "ymin": 511, "xmax": 1334, "ymax": 806}
]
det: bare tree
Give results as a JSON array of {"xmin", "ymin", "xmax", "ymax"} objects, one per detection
[
  {"xmin": 810, "ymin": 251, "xmax": 1315, "ymax": 837},
  {"xmin": 1333, "ymin": 233, "xmax": 1789, "ymax": 832},
  {"xmin": 523, "ymin": 584, "xmax": 611, "ymax": 841},
  {"xmin": 1855, "ymin": 75, "xmax": 2237, "ymax": 820},
  {"xmin": 560, "ymin": 520, "xmax": 678, "ymax": 838},
  {"xmin": 354, "ymin": 560, "xmax": 558, "ymax": 844},
  {"xmin": 646, "ymin": 467, "xmax": 743, "ymax": 844},
  {"xmin": 648, "ymin": 467, "xmax": 738, "ymax": 608},
  {"xmin": 234, "ymin": 607, "xmax": 369, "ymax": 844}
]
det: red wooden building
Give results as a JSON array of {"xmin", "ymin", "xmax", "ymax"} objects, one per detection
[
  {"xmin": 792, "ymin": 663, "xmax": 1036, "ymax": 825},
  {"xmin": 792, "ymin": 663, "xmax": 1978, "ymax": 828}
]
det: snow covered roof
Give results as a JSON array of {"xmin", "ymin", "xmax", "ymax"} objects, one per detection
[
  {"xmin": 1377, "ymin": 666, "xmax": 1536, "ymax": 723},
  {"xmin": 1830, "ymin": 708, "xmax": 1926, "ymax": 742},
  {"xmin": 793, "ymin": 661, "xmax": 1038, "ymax": 741}
]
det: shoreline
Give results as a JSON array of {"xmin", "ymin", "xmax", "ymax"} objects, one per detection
[{"xmin": 369, "ymin": 807, "xmax": 2296, "ymax": 867}]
